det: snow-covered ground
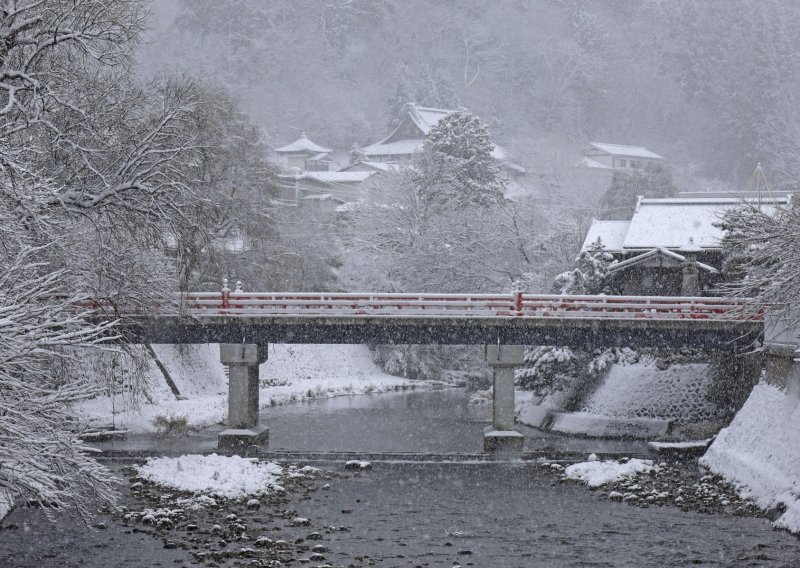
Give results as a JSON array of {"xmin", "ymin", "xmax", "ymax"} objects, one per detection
[
  {"xmin": 565, "ymin": 456, "xmax": 656, "ymax": 488},
  {"xmin": 73, "ymin": 344, "xmax": 438, "ymax": 433},
  {"xmin": 701, "ymin": 382, "xmax": 800, "ymax": 534},
  {"xmin": 136, "ymin": 454, "xmax": 285, "ymax": 499}
]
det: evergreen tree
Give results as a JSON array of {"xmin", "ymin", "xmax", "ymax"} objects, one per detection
[
  {"xmin": 552, "ymin": 237, "xmax": 613, "ymax": 295},
  {"xmin": 417, "ymin": 109, "xmax": 505, "ymax": 206},
  {"xmin": 414, "ymin": 63, "xmax": 459, "ymax": 108},
  {"xmin": 599, "ymin": 164, "xmax": 677, "ymax": 220},
  {"xmin": 387, "ymin": 63, "xmax": 414, "ymax": 128}
]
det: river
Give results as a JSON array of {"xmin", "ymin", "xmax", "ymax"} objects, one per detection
[{"xmin": 1, "ymin": 388, "xmax": 798, "ymax": 567}]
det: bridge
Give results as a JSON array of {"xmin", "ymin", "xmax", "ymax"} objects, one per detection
[
  {"xmin": 103, "ymin": 285, "xmax": 765, "ymax": 452},
  {"xmin": 120, "ymin": 289, "xmax": 762, "ymax": 349}
]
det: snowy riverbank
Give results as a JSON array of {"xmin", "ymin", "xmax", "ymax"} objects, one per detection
[
  {"xmin": 73, "ymin": 344, "xmax": 441, "ymax": 433},
  {"xmin": 701, "ymin": 382, "xmax": 800, "ymax": 534}
]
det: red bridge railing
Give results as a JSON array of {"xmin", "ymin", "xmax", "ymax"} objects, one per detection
[{"xmin": 174, "ymin": 285, "xmax": 760, "ymax": 322}]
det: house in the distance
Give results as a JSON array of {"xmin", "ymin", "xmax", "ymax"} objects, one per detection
[
  {"xmin": 361, "ymin": 102, "xmax": 525, "ymax": 177},
  {"xmin": 275, "ymin": 170, "xmax": 378, "ymax": 205},
  {"xmin": 581, "ymin": 142, "xmax": 665, "ymax": 171},
  {"xmin": 583, "ymin": 192, "xmax": 794, "ymax": 296},
  {"xmin": 274, "ymin": 133, "xmax": 334, "ymax": 172}
]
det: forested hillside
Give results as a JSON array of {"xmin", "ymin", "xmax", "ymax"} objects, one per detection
[{"xmin": 142, "ymin": 0, "xmax": 800, "ymax": 186}]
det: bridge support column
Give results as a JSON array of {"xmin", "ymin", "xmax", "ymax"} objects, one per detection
[
  {"xmin": 484, "ymin": 344, "xmax": 525, "ymax": 452},
  {"xmin": 218, "ymin": 343, "xmax": 269, "ymax": 450}
]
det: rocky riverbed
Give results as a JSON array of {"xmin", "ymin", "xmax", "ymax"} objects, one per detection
[
  {"xmin": 114, "ymin": 462, "xmax": 351, "ymax": 567},
  {"xmin": 3, "ymin": 457, "xmax": 799, "ymax": 567},
  {"xmin": 545, "ymin": 456, "xmax": 776, "ymax": 520}
]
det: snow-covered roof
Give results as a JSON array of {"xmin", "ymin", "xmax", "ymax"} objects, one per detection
[
  {"xmin": 587, "ymin": 142, "xmax": 664, "ymax": 160},
  {"xmin": 607, "ymin": 248, "xmax": 719, "ymax": 274},
  {"xmin": 623, "ymin": 196, "xmax": 791, "ymax": 250},
  {"xmin": 305, "ymin": 171, "xmax": 376, "ymax": 184},
  {"xmin": 275, "ymin": 133, "xmax": 332, "ymax": 154},
  {"xmin": 339, "ymin": 160, "xmax": 398, "ymax": 172},
  {"xmin": 581, "ymin": 156, "xmax": 614, "ymax": 170},
  {"xmin": 363, "ymin": 137, "xmax": 514, "ymax": 166},
  {"xmin": 581, "ymin": 220, "xmax": 631, "ymax": 253},
  {"xmin": 363, "ymin": 138, "xmax": 423, "ymax": 157},
  {"xmin": 401, "ymin": 104, "xmax": 453, "ymax": 135}
]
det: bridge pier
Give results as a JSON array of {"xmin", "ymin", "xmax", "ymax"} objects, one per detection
[
  {"xmin": 484, "ymin": 344, "xmax": 525, "ymax": 452},
  {"xmin": 218, "ymin": 343, "xmax": 269, "ymax": 450}
]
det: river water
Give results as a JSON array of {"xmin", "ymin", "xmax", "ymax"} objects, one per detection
[{"xmin": 1, "ymin": 388, "xmax": 798, "ymax": 567}]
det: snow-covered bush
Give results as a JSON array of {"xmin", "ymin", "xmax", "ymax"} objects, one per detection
[
  {"xmin": 517, "ymin": 346, "xmax": 640, "ymax": 397},
  {"xmin": 552, "ymin": 237, "xmax": 613, "ymax": 295},
  {"xmin": 516, "ymin": 346, "xmax": 580, "ymax": 394}
]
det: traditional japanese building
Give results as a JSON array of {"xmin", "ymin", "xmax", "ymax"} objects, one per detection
[
  {"xmin": 361, "ymin": 102, "xmax": 525, "ymax": 177},
  {"xmin": 581, "ymin": 142, "xmax": 666, "ymax": 171},
  {"xmin": 274, "ymin": 133, "xmax": 333, "ymax": 172},
  {"xmin": 583, "ymin": 192, "xmax": 794, "ymax": 296}
]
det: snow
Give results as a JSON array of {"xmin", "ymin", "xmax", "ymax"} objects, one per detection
[
  {"xmin": 550, "ymin": 411, "xmax": 670, "ymax": 438},
  {"xmin": 274, "ymin": 133, "xmax": 332, "ymax": 153},
  {"xmin": 648, "ymin": 439, "xmax": 712, "ymax": 450},
  {"xmin": 565, "ymin": 458, "xmax": 656, "ymax": 487},
  {"xmin": 306, "ymin": 171, "xmax": 376, "ymax": 183},
  {"xmin": 136, "ymin": 454, "xmax": 283, "ymax": 499},
  {"xmin": 0, "ymin": 490, "xmax": 12, "ymax": 522},
  {"xmin": 363, "ymin": 138, "xmax": 424, "ymax": 157},
  {"xmin": 74, "ymin": 344, "xmax": 436, "ymax": 433},
  {"xmin": 581, "ymin": 219, "xmax": 630, "ymax": 252},
  {"xmin": 606, "ymin": 248, "xmax": 719, "ymax": 274},
  {"xmin": 701, "ymin": 383, "xmax": 800, "ymax": 534},
  {"xmin": 622, "ymin": 196, "xmax": 790, "ymax": 250}
]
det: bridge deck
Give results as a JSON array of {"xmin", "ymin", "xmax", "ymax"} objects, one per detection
[{"xmin": 110, "ymin": 292, "xmax": 763, "ymax": 350}]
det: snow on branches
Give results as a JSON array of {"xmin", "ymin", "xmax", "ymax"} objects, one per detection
[
  {"xmin": 720, "ymin": 199, "xmax": 800, "ymax": 323},
  {"xmin": 0, "ymin": 248, "xmax": 118, "ymax": 522},
  {"xmin": 552, "ymin": 237, "xmax": 613, "ymax": 295},
  {"xmin": 418, "ymin": 109, "xmax": 505, "ymax": 207}
]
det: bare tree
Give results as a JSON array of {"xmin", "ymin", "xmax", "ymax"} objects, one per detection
[
  {"xmin": 720, "ymin": 201, "xmax": 800, "ymax": 324},
  {"xmin": 0, "ymin": 0, "xmax": 228, "ymax": 520}
]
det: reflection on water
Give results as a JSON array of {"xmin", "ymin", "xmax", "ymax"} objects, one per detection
[{"xmin": 267, "ymin": 388, "xmax": 490, "ymax": 453}]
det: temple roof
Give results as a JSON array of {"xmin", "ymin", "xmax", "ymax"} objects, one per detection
[{"xmin": 275, "ymin": 133, "xmax": 332, "ymax": 154}]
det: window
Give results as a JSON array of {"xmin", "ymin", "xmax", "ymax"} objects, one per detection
[
  {"xmin": 631, "ymin": 160, "xmax": 643, "ymax": 169},
  {"xmin": 618, "ymin": 159, "xmax": 627, "ymax": 168}
]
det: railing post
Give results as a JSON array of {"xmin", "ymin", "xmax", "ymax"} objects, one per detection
[
  {"xmin": 221, "ymin": 278, "xmax": 230, "ymax": 313},
  {"xmin": 515, "ymin": 291, "xmax": 523, "ymax": 315}
]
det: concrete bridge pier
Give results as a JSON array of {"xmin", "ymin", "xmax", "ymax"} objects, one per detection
[
  {"xmin": 218, "ymin": 343, "xmax": 269, "ymax": 450},
  {"xmin": 484, "ymin": 344, "xmax": 525, "ymax": 452}
]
